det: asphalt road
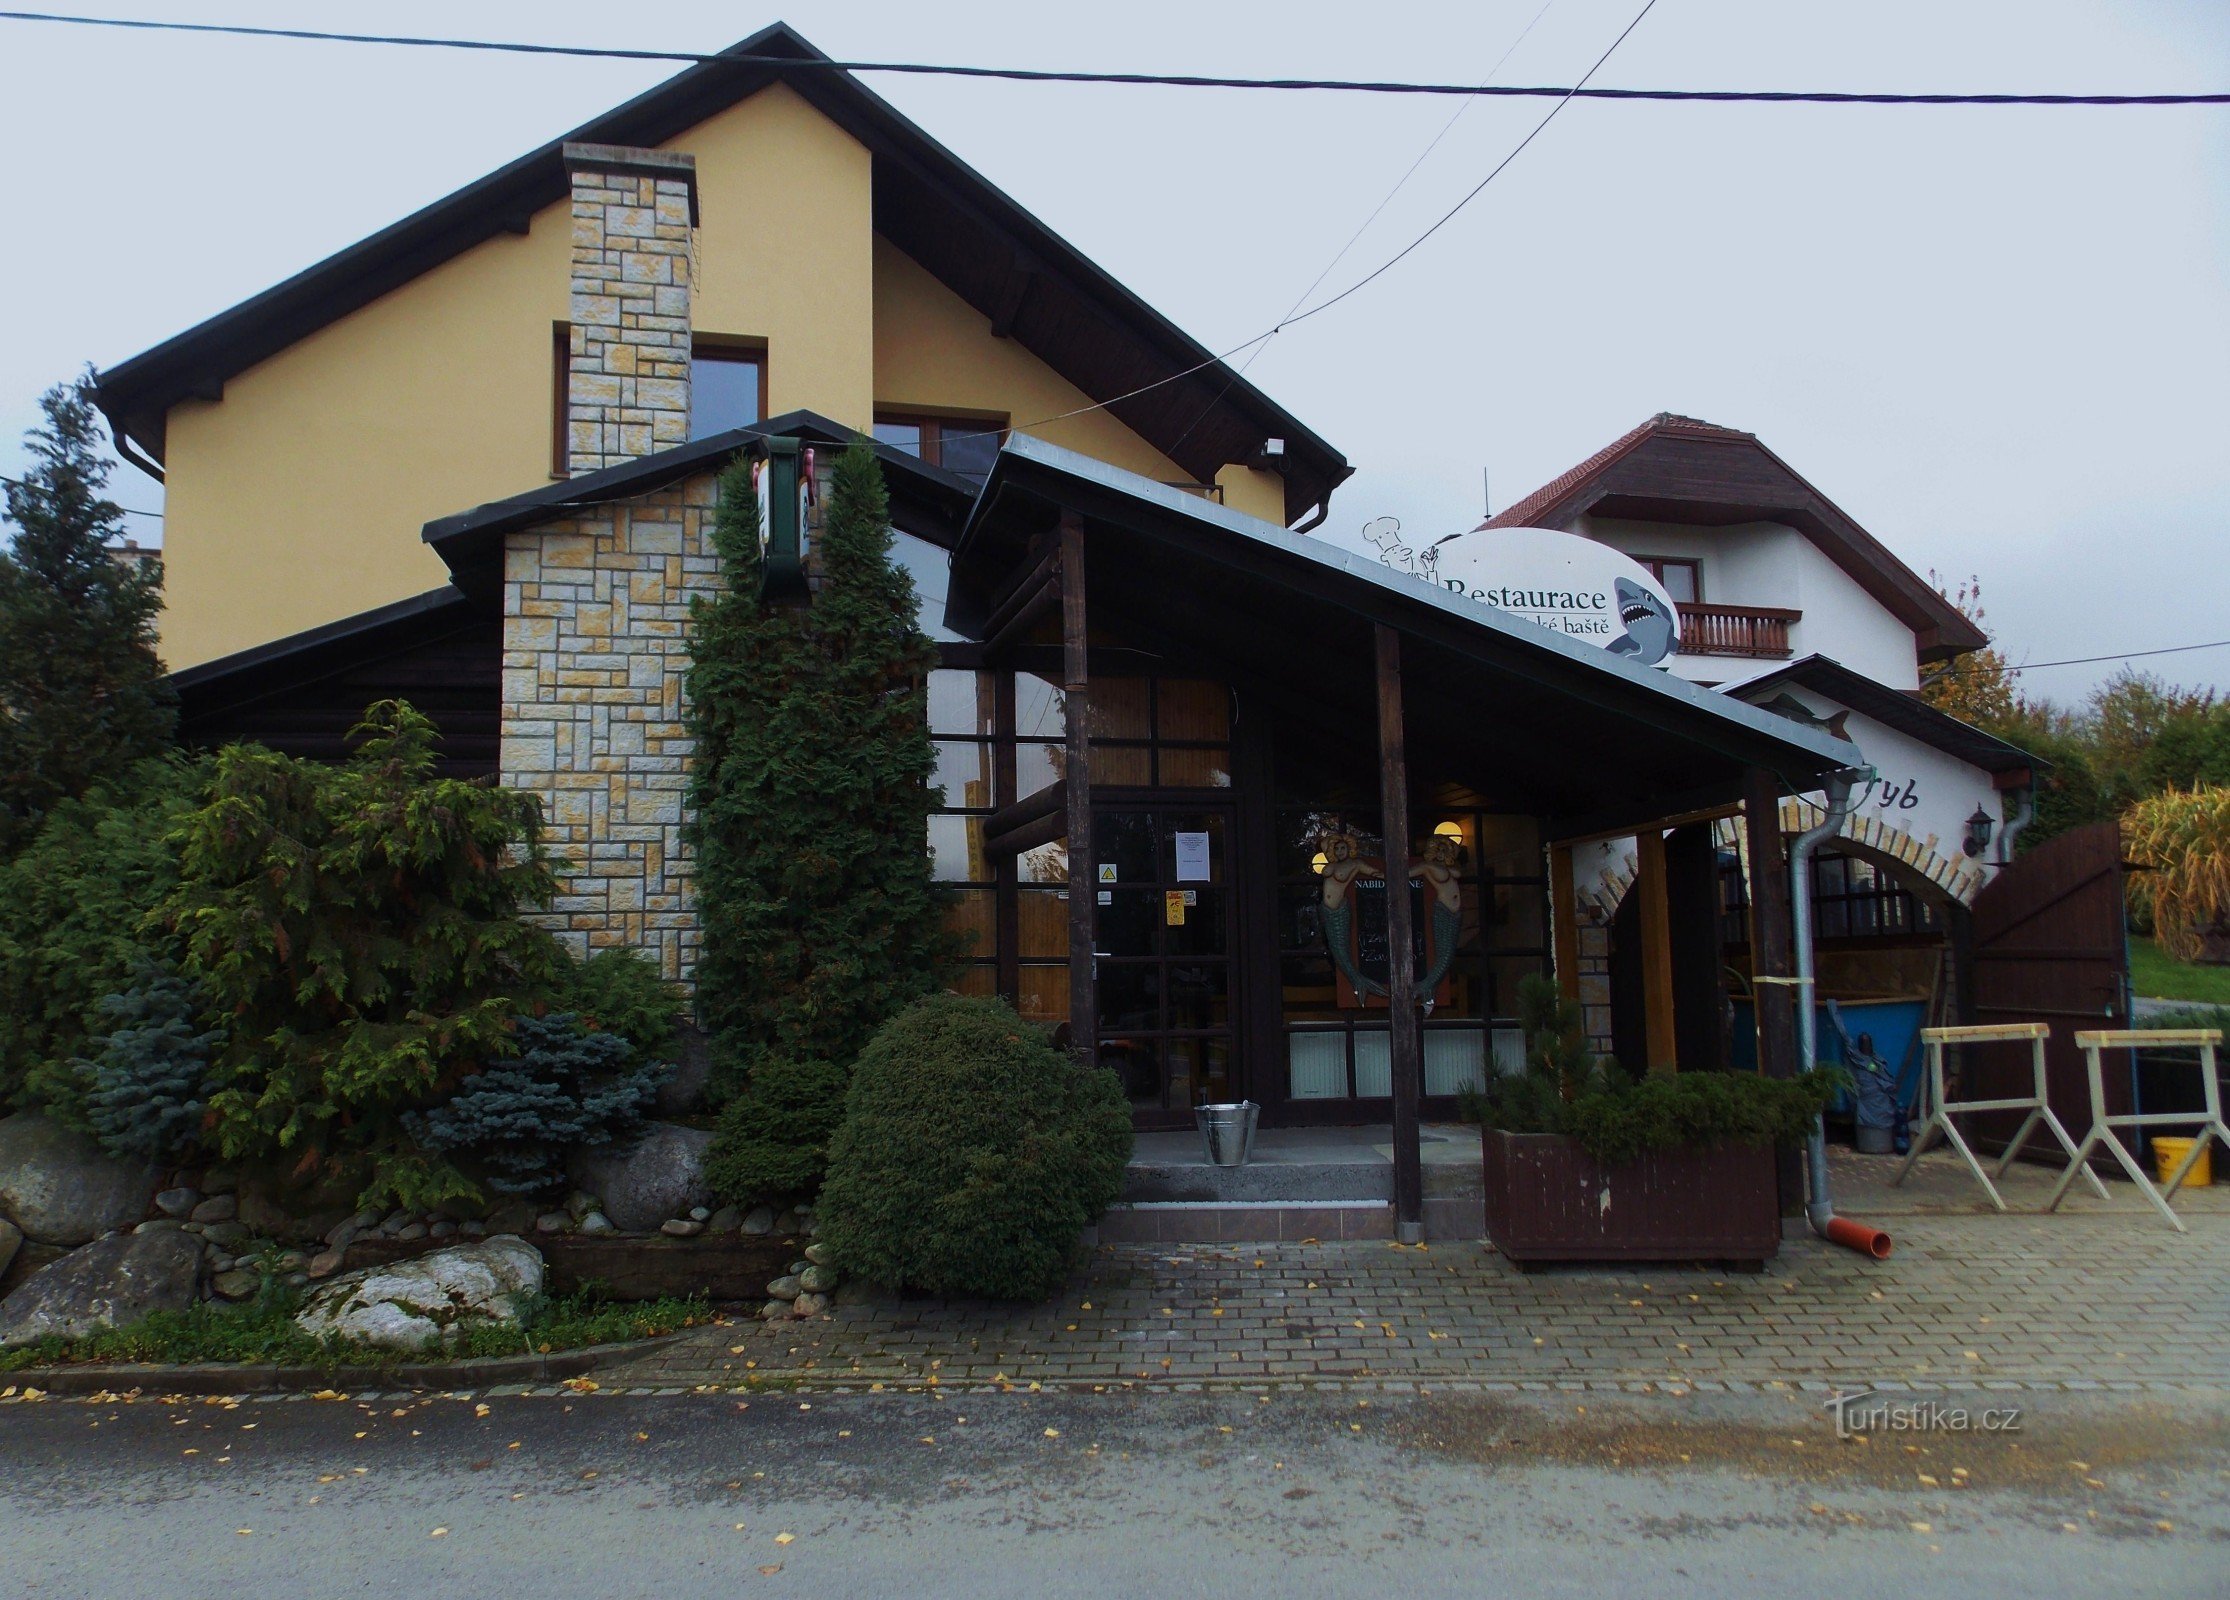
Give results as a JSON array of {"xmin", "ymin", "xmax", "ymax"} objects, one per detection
[{"xmin": 4, "ymin": 1384, "xmax": 2225, "ymax": 1598}]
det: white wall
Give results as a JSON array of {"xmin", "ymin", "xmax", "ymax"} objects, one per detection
[{"xmin": 1580, "ymin": 516, "xmax": 1922, "ymax": 689}]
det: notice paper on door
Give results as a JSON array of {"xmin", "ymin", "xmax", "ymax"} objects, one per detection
[{"xmin": 1173, "ymin": 830, "xmax": 1211, "ymax": 882}]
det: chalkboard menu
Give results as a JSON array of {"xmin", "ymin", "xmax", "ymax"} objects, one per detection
[{"xmin": 1352, "ymin": 877, "xmax": 1431, "ymax": 989}]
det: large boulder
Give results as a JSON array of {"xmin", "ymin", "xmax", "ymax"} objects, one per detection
[
  {"xmin": 0, "ymin": 1229, "xmax": 203, "ymax": 1347},
  {"xmin": 0, "ymin": 1217, "xmax": 20, "ymax": 1282},
  {"xmin": 294, "ymin": 1237, "xmax": 543, "ymax": 1353},
  {"xmin": 0, "ymin": 1113, "xmax": 162, "ymax": 1246},
  {"xmin": 568, "ymin": 1122, "xmax": 713, "ymax": 1233}
]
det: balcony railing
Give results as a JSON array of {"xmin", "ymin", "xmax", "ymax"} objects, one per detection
[{"xmin": 1676, "ymin": 602, "xmax": 1799, "ymax": 659}]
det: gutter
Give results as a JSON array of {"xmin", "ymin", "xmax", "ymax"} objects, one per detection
[{"xmin": 1789, "ymin": 765, "xmax": 1894, "ymax": 1260}]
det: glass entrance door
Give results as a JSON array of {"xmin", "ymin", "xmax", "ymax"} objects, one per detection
[{"xmin": 1092, "ymin": 806, "xmax": 1238, "ymax": 1125}]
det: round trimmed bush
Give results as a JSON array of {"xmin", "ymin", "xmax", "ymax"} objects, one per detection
[{"xmin": 816, "ymin": 995, "xmax": 1132, "ymax": 1302}]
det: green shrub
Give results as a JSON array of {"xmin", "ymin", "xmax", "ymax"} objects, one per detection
[
  {"xmin": 1466, "ymin": 976, "xmax": 1837, "ymax": 1166},
  {"xmin": 0, "ymin": 755, "xmax": 201, "ymax": 1115},
  {"xmin": 705, "ymin": 1056, "xmax": 852, "ymax": 1204},
  {"xmin": 78, "ymin": 959, "xmax": 224, "ymax": 1165},
  {"xmin": 549, "ymin": 947, "xmax": 686, "ymax": 1060},
  {"xmin": 406, "ymin": 1014, "xmax": 669, "ymax": 1197},
  {"xmin": 167, "ymin": 701, "xmax": 569, "ymax": 1210},
  {"xmin": 685, "ymin": 440, "xmax": 957, "ymax": 1190},
  {"xmin": 814, "ymin": 996, "xmax": 1132, "ymax": 1302}
]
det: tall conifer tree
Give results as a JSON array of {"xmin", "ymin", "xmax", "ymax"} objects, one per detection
[
  {"xmin": 0, "ymin": 374, "xmax": 174, "ymax": 853},
  {"xmin": 688, "ymin": 441, "xmax": 953, "ymax": 1199}
]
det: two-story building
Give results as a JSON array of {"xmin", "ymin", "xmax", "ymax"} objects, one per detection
[
  {"xmin": 92, "ymin": 26, "xmax": 1879, "ymax": 1205},
  {"xmin": 1468, "ymin": 413, "xmax": 2074, "ymax": 1109}
]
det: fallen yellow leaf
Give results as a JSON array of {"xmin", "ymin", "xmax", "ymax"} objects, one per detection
[{"xmin": 775, "ymin": 1532, "xmax": 796, "ymax": 1545}]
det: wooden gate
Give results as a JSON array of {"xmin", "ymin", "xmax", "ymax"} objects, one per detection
[{"xmin": 1963, "ymin": 821, "xmax": 2129, "ymax": 1143}]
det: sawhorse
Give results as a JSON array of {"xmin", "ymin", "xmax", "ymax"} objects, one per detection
[
  {"xmin": 1892, "ymin": 1022, "xmax": 2107, "ymax": 1211},
  {"xmin": 2046, "ymin": 1029, "xmax": 2228, "ymax": 1232}
]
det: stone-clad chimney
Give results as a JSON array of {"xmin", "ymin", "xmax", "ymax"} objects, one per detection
[{"xmin": 563, "ymin": 143, "xmax": 697, "ymax": 476}]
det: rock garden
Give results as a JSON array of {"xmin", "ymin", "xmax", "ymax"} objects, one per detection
[{"xmin": 0, "ymin": 420, "xmax": 1130, "ymax": 1381}]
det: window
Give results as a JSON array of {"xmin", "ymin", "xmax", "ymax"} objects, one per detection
[
  {"xmin": 689, "ymin": 341, "xmax": 765, "ymax": 440},
  {"xmin": 1719, "ymin": 847, "xmax": 1941, "ymax": 940},
  {"xmin": 1637, "ymin": 557, "xmax": 1701, "ymax": 604},
  {"xmin": 551, "ymin": 329, "xmax": 765, "ymax": 471},
  {"xmin": 1275, "ymin": 807, "xmax": 1546, "ymax": 1101},
  {"xmin": 874, "ymin": 411, "xmax": 1005, "ymax": 486}
]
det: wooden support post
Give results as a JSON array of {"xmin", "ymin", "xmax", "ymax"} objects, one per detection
[
  {"xmin": 1742, "ymin": 766, "xmax": 1803, "ymax": 1215},
  {"xmin": 1374, "ymin": 624, "xmax": 1424, "ymax": 1243},
  {"xmin": 1666, "ymin": 823, "xmax": 1728, "ymax": 1072},
  {"xmin": 1060, "ymin": 514, "xmax": 1096, "ymax": 1067},
  {"xmin": 1633, "ymin": 828, "xmax": 1678, "ymax": 1075},
  {"xmin": 1550, "ymin": 843, "xmax": 1581, "ymax": 1004}
]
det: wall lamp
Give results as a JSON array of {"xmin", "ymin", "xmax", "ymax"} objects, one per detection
[{"xmin": 1962, "ymin": 805, "xmax": 1995, "ymax": 858}]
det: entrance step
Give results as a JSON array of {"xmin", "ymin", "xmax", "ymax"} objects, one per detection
[
  {"xmin": 1112, "ymin": 1124, "xmax": 1485, "ymax": 1241},
  {"xmin": 1098, "ymin": 1200, "xmax": 1394, "ymax": 1244}
]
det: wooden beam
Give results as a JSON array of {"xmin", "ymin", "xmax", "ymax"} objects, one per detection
[
  {"xmin": 982, "ymin": 782, "xmax": 1068, "ymax": 860},
  {"xmin": 974, "ymin": 546, "xmax": 1063, "ymax": 659},
  {"xmin": 981, "ymin": 580, "xmax": 1062, "ymax": 663},
  {"xmin": 1633, "ymin": 829, "xmax": 1678, "ymax": 1076},
  {"xmin": 983, "ymin": 781, "xmax": 1065, "ymax": 843},
  {"xmin": 1060, "ymin": 514, "xmax": 1096, "ymax": 1066},
  {"xmin": 1549, "ymin": 843, "xmax": 1581, "ymax": 1004},
  {"xmin": 1375, "ymin": 624, "xmax": 1423, "ymax": 1240}
]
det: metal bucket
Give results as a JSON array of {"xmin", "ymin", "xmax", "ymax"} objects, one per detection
[{"xmin": 1195, "ymin": 1101, "xmax": 1260, "ymax": 1167}]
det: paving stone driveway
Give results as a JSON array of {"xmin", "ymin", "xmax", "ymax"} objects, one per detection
[{"xmin": 609, "ymin": 1151, "xmax": 2230, "ymax": 1394}]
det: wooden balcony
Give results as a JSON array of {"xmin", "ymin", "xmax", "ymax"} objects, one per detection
[{"xmin": 1676, "ymin": 602, "xmax": 1799, "ymax": 659}]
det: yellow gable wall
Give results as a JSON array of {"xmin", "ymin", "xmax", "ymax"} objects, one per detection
[
  {"xmin": 870, "ymin": 236, "xmax": 1287, "ymax": 525},
  {"xmin": 155, "ymin": 81, "xmax": 1281, "ymax": 671},
  {"xmin": 159, "ymin": 83, "xmax": 877, "ymax": 672}
]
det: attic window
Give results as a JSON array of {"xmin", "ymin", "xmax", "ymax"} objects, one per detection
[{"xmin": 873, "ymin": 411, "xmax": 1005, "ymax": 486}]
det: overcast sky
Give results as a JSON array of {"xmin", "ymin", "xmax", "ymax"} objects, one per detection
[{"xmin": 1, "ymin": 1, "xmax": 2224, "ymax": 702}]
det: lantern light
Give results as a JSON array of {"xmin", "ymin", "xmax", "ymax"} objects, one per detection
[{"xmin": 1962, "ymin": 806, "xmax": 1995, "ymax": 859}]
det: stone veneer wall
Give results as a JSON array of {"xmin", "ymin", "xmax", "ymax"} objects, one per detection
[
  {"xmin": 563, "ymin": 143, "xmax": 697, "ymax": 476},
  {"xmin": 502, "ymin": 474, "xmax": 723, "ymax": 984}
]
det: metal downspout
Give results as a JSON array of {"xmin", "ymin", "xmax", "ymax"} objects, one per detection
[
  {"xmin": 1792, "ymin": 766, "xmax": 1894, "ymax": 1259},
  {"xmin": 1994, "ymin": 782, "xmax": 2035, "ymax": 865}
]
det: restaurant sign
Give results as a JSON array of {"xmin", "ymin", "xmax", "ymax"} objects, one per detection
[{"xmin": 1365, "ymin": 518, "xmax": 1680, "ymax": 668}]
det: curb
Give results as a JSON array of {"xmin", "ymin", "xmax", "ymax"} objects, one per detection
[{"xmin": 0, "ymin": 1333, "xmax": 677, "ymax": 1398}]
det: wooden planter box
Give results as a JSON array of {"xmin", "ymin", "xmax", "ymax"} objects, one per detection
[{"xmin": 1479, "ymin": 1129, "xmax": 1781, "ymax": 1268}]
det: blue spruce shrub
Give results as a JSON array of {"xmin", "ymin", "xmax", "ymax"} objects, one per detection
[
  {"xmin": 406, "ymin": 1014, "xmax": 671, "ymax": 1197},
  {"xmin": 79, "ymin": 960, "xmax": 224, "ymax": 1165}
]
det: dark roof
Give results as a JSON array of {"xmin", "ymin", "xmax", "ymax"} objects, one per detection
[
  {"xmin": 421, "ymin": 409, "xmax": 974, "ymax": 598},
  {"xmin": 1478, "ymin": 413, "xmax": 1988, "ymax": 663},
  {"xmin": 168, "ymin": 585, "xmax": 501, "ymax": 777},
  {"xmin": 1727, "ymin": 654, "xmax": 2036, "ymax": 777},
  {"xmin": 93, "ymin": 23, "xmax": 1348, "ymax": 523},
  {"xmin": 953, "ymin": 436, "xmax": 1860, "ymax": 826}
]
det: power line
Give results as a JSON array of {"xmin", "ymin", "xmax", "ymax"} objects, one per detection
[
  {"xmin": 1, "ymin": 11, "xmax": 2224, "ymax": 105},
  {"xmin": 952, "ymin": 0, "xmax": 1655, "ymax": 453},
  {"xmin": 1161, "ymin": 0, "xmax": 1562, "ymax": 460},
  {"xmin": 2004, "ymin": 638, "xmax": 2230, "ymax": 673},
  {"xmin": 0, "ymin": 472, "xmax": 162, "ymax": 518}
]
